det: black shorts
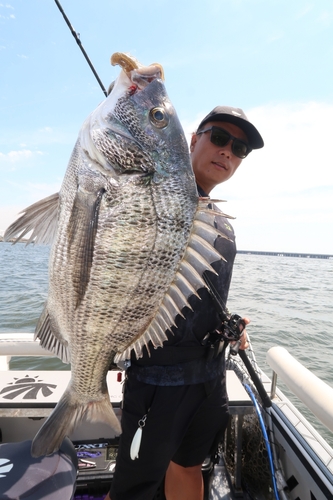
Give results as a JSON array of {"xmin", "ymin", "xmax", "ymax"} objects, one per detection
[{"xmin": 110, "ymin": 372, "xmax": 229, "ymax": 500}]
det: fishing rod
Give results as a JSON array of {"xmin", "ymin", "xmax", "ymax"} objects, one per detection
[
  {"xmin": 239, "ymin": 349, "xmax": 271, "ymax": 408},
  {"xmin": 54, "ymin": 0, "xmax": 108, "ymax": 97},
  {"xmin": 203, "ymin": 272, "xmax": 272, "ymax": 408},
  {"xmin": 203, "ymin": 272, "xmax": 284, "ymax": 493},
  {"xmin": 245, "ymin": 384, "xmax": 280, "ymax": 500}
]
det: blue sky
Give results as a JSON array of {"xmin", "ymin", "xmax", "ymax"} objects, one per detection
[{"xmin": 1, "ymin": 0, "xmax": 333, "ymax": 254}]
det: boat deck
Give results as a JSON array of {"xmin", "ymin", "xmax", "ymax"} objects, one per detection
[{"xmin": 0, "ymin": 368, "xmax": 254, "ymax": 499}]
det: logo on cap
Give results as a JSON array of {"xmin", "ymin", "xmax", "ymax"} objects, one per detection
[{"xmin": 231, "ymin": 110, "xmax": 242, "ymax": 116}]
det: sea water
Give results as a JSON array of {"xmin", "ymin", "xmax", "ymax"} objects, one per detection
[{"xmin": 0, "ymin": 242, "xmax": 332, "ymax": 446}]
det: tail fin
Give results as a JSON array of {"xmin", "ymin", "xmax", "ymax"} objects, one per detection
[{"xmin": 31, "ymin": 388, "xmax": 122, "ymax": 457}]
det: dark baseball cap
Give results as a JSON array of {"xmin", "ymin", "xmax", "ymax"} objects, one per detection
[{"xmin": 197, "ymin": 106, "xmax": 264, "ymax": 149}]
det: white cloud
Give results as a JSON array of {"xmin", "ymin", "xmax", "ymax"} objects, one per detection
[
  {"xmin": 2, "ymin": 4, "xmax": 14, "ymax": 9},
  {"xmin": 296, "ymin": 4, "xmax": 314, "ymax": 19},
  {"xmin": 267, "ymin": 32, "xmax": 285, "ymax": 43},
  {"xmin": 317, "ymin": 9, "xmax": 333, "ymax": 26},
  {"xmin": 0, "ymin": 205, "xmax": 24, "ymax": 234},
  {"xmin": 0, "ymin": 149, "xmax": 43, "ymax": 165},
  {"xmin": 39, "ymin": 126, "xmax": 53, "ymax": 133},
  {"xmin": 211, "ymin": 101, "xmax": 333, "ymax": 199},
  {"xmin": 0, "ymin": 3, "xmax": 14, "ymax": 20},
  {"xmin": 0, "ymin": 181, "xmax": 60, "ymax": 234},
  {"xmin": 7, "ymin": 180, "xmax": 60, "ymax": 196},
  {"xmin": 183, "ymin": 101, "xmax": 333, "ymax": 254}
]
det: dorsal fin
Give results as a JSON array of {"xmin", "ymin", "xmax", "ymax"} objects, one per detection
[{"xmin": 114, "ymin": 200, "xmax": 233, "ymax": 363}]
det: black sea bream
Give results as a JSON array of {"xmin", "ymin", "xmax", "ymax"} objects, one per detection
[{"xmin": 5, "ymin": 53, "xmax": 232, "ymax": 457}]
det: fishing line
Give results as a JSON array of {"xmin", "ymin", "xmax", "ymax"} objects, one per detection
[
  {"xmin": 202, "ymin": 272, "xmax": 226, "ymax": 314},
  {"xmin": 244, "ymin": 383, "xmax": 280, "ymax": 500},
  {"xmin": 54, "ymin": 0, "xmax": 108, "ymax": 97}
]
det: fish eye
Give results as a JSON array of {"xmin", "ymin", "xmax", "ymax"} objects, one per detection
[{"xmin": 149, "ymin": 107, "xmax": 169, "ymax": 128}]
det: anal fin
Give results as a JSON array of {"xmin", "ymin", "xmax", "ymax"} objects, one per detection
[{"xmin": 35, "ymin": 305, "xmax": 70, "ymax": 364}]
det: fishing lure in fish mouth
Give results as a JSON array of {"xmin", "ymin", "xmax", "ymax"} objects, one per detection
[
  {"xmin": 111, "ymin": 52, "xmax": 165, "ymax": 81},
  {"xmin": 110, "ymin": 52, "xmax": 165, "ymax": 95},
  {"xmin": 130, "ymin": 413, "xmax": 148, "ymax": 460}
]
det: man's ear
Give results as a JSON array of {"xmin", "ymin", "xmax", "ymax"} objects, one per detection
[{"xmin": 190, "ymin": 133, "xmax": 197, "ymax": 152}]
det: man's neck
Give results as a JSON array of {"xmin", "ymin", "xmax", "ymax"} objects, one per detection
[{"xmin": 197, "ymin": 184, "xmax": 209, "ymax": 197}]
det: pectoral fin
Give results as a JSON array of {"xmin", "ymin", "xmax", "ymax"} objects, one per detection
[
  {"xmin": 4, "ymin": 193, "xmax": 59, "ymax": 245},
  {"xmin": 67, "ymin": 187, "xmax": 105, "ymax": 307}
]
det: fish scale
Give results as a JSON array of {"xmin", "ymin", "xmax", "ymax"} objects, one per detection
[{"xmin": 4, "ymin": 53, "xmax": 234, "ymax": 457}]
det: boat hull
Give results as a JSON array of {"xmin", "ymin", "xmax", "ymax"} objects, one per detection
[{"xmin": 1, "ymin": 336, "xmax": 333, "ymax": 499}]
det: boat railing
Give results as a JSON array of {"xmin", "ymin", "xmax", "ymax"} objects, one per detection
[
  {"xmin": 0, "ymin": 332, "xmax": 54, "ymax": 370},
  {"xmin": 266, "ymin": 345, "xmax": 333, "ymax": 434},
  {"xmin": 1, "ymin": 333, "xmax": 333, "ymax": 437}
]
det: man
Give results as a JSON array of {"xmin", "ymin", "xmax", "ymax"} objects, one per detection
[{"xmin": 106, "ymin": 106, "xmax": 264, "ymax": 500}]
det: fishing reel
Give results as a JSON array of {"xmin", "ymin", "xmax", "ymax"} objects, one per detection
[
  {"xmin": 219, "ymin": 314, "xmax": 246, "ymax": 342},
  {"xmin": 202, "ymin": 313, "xmax": 246, "ymax": 358},
  {"xmin": 219, "ymin": 313, "xmax": 246, "ymax": 356}
]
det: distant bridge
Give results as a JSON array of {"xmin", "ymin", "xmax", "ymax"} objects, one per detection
[
  {"xmin": 237, "ymin": 250, "xmax": 333, "ymax": 260},
  {"xmin": 1, "ymin": 236, "xmax": 332, "ymax": 260}
]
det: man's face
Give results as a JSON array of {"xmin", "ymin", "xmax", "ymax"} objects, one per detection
[{"xmin": 190, "ymin": 121, "xmax": 249, "ymax": 194}]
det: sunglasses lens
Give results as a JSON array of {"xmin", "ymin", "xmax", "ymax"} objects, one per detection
[
  {"xmin": 232, "ymin": 140, "xmax": 248, "ymax": 159},
  {"xmin": 210, "ymin": 128, "xmax": 230, "ymax": 148},
  {"xmin": 201, "ymin": 127, "xmax": 250, "ymax": 159}
]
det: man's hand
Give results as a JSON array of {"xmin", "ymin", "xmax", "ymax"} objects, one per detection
[{"xmin": 230, "ymin": 317, "xmax": 250, "ymax": 351}]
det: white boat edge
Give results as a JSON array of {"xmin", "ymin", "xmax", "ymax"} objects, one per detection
[
  {"xmin": 1, "ymin": 332, "xmax": 333, "ymax": 499},
  {"xmin": 265, "ymin": 346, "xmax": 333, "ymax": 473}
]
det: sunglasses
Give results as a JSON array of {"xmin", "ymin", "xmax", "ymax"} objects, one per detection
[{"xmin": 196, "ymin": 126, "xmax": 252, "ymax": 159}]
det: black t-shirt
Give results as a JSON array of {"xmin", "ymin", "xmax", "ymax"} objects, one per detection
[{"xmin": 130, "ymin": 186, "xmax": 236, "ymax": 385}]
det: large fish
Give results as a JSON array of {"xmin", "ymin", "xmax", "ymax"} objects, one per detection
[{"xmin": 5, "ymin": 53, "xmax": 232, "ymax": 457}]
